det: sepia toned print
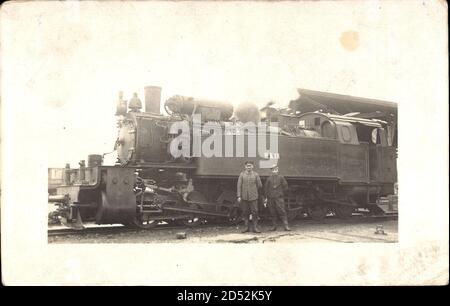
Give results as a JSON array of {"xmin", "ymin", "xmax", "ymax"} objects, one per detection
[
  {"xmin": 47, "ymin": 85, "xmax": 399, "ymax": 243},
  {"xmin": 1, "ymin": 0, "xmax": 448, "ymax": 285}
]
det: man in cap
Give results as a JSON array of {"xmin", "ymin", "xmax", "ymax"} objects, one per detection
[
  {"xmin": 264, "ymin": 165, "xmax": 291, "ymax": 231},
  {"xmin": 237, "ymin": 161, "xmax": 263, "ymax": 233}
]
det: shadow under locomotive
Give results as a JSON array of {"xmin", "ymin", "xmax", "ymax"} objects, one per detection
[{"xmin": 48, "ymin": 86, "xmax": 398, "ymax": 229}]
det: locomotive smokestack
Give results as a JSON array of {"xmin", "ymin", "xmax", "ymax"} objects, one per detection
[{"xmin": 144, "ymin": 86, "xmax": 162, "ymax": 114}]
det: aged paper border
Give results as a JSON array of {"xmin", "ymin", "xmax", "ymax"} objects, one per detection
[{"xmin": 1, "ymin": 0, "xmax": 448, "ymax": 285}]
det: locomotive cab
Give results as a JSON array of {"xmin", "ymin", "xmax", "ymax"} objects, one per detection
[{"xmin": 295, "ymin": 112, "xmax": 397, "ymax": 195}]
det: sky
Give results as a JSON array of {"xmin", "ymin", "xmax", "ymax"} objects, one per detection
[{"xmin": 1, "ymin": 0, "xmax": 448, "ymax": 167}]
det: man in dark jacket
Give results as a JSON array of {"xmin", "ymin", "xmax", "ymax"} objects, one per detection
[
  {"xmin": 237, "ymin": 161, "xmax": 263, "ymax": 233},
  {"xmin": 264, "ymin": 165, "xmax": 291, "ymax": 231}
]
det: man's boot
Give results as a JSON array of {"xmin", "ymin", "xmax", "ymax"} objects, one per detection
[
  {"xmin": 252, "ymin": 218, "xmax": 261, "ymax": 233},
  {"xmin": 269, "ymin": 218, "xmax": 277, "ymax": 231},
  {"xmin": 282, "ymin": 217, "xmax": 291, "ymax": 231},
  {"xmin": 241, "ymin": 219, "xmax": 250, "ymax": 233}
]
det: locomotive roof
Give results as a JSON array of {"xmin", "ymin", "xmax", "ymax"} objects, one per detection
[
  {"xmin": 291, "ymin": 88, "xmax": 397, "ymax": 117},
  {"xmin": 326, "ymin": 113, "xmax": 386, "ymax": 127},
  {"xmin": 296, "ymin": 112, "xmax": 386, "ymax": 128}
]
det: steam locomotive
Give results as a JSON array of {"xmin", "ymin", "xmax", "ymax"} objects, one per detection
[{"xmin": 49, "ymin": 86, "xmax": 397, "ymax": 229}]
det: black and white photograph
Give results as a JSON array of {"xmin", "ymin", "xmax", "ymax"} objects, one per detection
[{"xmin": 1, "ymin": 0, "xmax": 448, "ymax": 286}]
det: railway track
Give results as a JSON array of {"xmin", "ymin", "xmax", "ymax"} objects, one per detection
[
  {"xmin": 48, "ymin": 225, "xmax": 133, "ymax": 237},
  {"xmin": 48, "ymin": 213, "xmax": 397, "ymax": 237},
  {"xmin": 48, "ymin": 223, "xmax": 188, "ymax": 237}
]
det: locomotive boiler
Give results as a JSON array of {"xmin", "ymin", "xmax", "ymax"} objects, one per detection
[{"xmin": 49, "ymin": 85, "xmax": 398, "ymax": 229}]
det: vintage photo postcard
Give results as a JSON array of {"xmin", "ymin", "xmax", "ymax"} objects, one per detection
[{"xmin": 1, "ymin": 0, "xmax": 448, "ymax": 286}]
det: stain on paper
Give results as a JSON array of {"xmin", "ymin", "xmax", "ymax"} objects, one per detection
[{"xmin": 340, "ymin": 31, "xmax": 359, "ymax": 51}]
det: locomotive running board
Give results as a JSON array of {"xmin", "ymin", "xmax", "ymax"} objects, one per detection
[{"xmin": 162, "ymin": 205, "xmax": 231, "ymax": 217}]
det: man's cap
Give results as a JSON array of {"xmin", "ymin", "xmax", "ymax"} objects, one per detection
[{"xmin": 244, "ymin": 161, "xmax": 254, "ymax": 165}]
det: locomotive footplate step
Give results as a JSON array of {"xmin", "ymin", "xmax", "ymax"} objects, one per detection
[
  {"xmin": 59, "ymin": 209, "xmax": 85, "ymax": 230},
  {"xmin": 375, "ymin": 201, "xmax": 398, "ymax": 214}
]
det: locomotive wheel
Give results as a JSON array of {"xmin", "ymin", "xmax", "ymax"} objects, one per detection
[
  {"xmin": 367, "ymin": 205, "xmax": 385, "ymax": 216},
  {"xmin": 307, "ymin": 205, "xmax": 328, "ymax": 220},
  {"xmin": 228, "ymin": 206, "xmax": 242, "ymax": 225},
  {"xmin": 180, "ymin": 216, "xmax": 202, "ymax": 227},
  {"xmin": 178, "ymin": 191, "xmax": 207, "ymax": 227},
  {"xmin": 125, "ymin": 216, "xmax": 159, "ymax": 229},
  {"xmin": 176, "ymin": 211, "xmax": 203, "ymax": 227},
  {"xmin": 287, "ymin": 209, "xmax": 299, "ymax": 221},
  {"xmin": 334, "ymin": 206, "xmax": 354, "ymax": 219}
]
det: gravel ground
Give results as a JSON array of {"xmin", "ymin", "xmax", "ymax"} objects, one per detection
[{"xmin": 48, "ymin": 217, "xmax": 398, "ymax": 244}]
